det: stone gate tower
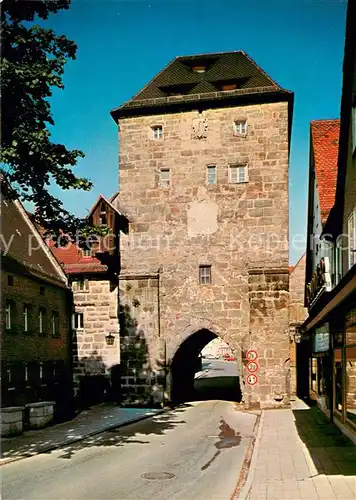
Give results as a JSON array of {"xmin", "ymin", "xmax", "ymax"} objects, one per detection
[{"xmin": 111, "ymin": 51, "xmax": 294, "ymax": 409}]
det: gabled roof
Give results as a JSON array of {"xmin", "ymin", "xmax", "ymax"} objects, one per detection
[
  {"xmin": 0, "ymin": 186, "xmax": 68, "ymax": 287},
  {"xmin": 311, "ymin": 119, "xmax": 340, "ymax": 226},
  {"xmin": 111, "ymin": 50, "xmax": 293, "ymax": 120}
]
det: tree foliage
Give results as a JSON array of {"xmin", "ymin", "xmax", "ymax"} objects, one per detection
[{"xmin": 1, "ymin": 0, "xmax": 97, "ymax": 236}]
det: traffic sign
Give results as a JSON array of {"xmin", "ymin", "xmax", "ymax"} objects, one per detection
[
  {"xmin": 247, "ymin": 361, "xmax": 258, "ymax": 373},
  {"xmin": 246, "ymin": 350, "xmax": 258, "ymax": 361},
  {"xmin": 246, "ymin": 373, "xmax": 258, "ymax": 386}
]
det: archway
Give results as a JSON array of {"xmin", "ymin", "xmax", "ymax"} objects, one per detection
[{"xmin": 170, "ymin": 329, "xmax": 242, "ymax": 404}]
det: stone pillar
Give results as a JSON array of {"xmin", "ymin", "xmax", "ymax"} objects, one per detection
[{"xmin": 246, "ymin": 268, "xmax": 290, "ymax": 409}]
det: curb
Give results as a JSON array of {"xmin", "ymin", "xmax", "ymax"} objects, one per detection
[
  {"xmin": 0, "ymin": 409, "xmax": 165, "ymax": 467},
  {"xmin": 233, "ymin": 410, "xmax": 265, "ymax": 500}
]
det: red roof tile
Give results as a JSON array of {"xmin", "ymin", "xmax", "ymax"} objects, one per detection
[
  {"xmin": 48, "ymin": 240, "xmax": 107, "ymax": 275},
  {"xmin": 311, "ymin": 119, "xmax": 340, "ymax": 225}
]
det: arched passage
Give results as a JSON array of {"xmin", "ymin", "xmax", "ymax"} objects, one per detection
[{"xmin": 170, "ymin": 329, "xmax": 242, "ymax": 404}]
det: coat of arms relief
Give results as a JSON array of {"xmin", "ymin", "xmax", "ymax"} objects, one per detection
[{"xmin": 192, "ymin": 118, "xmax": 208, "ymax": 140}]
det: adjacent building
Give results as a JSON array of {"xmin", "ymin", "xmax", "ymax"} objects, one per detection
[
  {"xmin": 303, "ymin": 1, "xmax": 356, "ymax": 442},
  {"xmin": 50, "ymin": 194, "xmax": 128, "ymax": 407},
  {"xmin": 0, "ymin": 182, "xmax": 73, "ymax": 421},
  {"xmin": 111, "ymin": 50, "xmax": 294, "ymax": 408}
]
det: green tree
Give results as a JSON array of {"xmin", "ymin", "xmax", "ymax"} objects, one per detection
[{"xmin": 1, "ymin": 0, "xmax": 95, "ymax": 236}]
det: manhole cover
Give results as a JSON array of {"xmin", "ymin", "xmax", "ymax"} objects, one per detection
[{"xmin": 141, "ymin": 472, "xmax": 175, "ymax": 480}]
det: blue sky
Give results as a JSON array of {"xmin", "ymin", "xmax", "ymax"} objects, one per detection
[{"xmin": 44, "ymin": 0, "xmax": 347, "ymax": 264}]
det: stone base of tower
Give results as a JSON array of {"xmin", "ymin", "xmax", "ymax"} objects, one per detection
[{"xmin": 241, "ymin": 267, "xmax": 290, "ymax": 410}]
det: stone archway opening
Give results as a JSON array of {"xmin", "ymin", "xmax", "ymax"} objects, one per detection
[{"xmin": 170, "ymin": 329, "xmax": 242, "ymax": 404}]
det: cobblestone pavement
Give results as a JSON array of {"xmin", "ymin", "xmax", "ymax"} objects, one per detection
[{"xmin": 242, "ymin": 401, "xmax": 356, "ymax": 500}]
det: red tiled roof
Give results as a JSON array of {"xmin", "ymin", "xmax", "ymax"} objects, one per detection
[
  {"xmin": 48, "ymin": 240, "xmax": 107, "ymax": 275},
  {"xmin": 311, "ymin": 119, "xmax": 340, "ymax": 225}
]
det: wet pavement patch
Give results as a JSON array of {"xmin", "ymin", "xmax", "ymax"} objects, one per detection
[{"xmin": 141, "ymin": 472, "xmax": 175, "ymax": 480}]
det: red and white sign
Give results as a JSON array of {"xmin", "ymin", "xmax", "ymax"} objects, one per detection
[
  {"xmin": 246, "ymin": 350, "xmax": 258, "ymax": 361},
  {"xmin": 246, "ymin": 373, "xmax": 258, "ymax": 386},
  {"xmin": 247, "ymin": 361, "xmax": 258, "ymax": 373}
]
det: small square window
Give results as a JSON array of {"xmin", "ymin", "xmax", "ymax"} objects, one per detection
[
  {"xmin": 152, "ymin": 125, "xmax": 163, "ymax": 140},
  {"xmin": 159, "ymin": 169, "xmax": 170, "ymax": 188},
  {"xmin": 207, "ymin": 166, "xmax": 216, "ymax": 185},
  {"xmin": 40, "ymin": 286, "xmax": 45, "ymax": 296},
  {"xmin": 229, "ymin": 164, "xmax": 248, "ymax": 184},
  {"xmin": 233, "ymin": 120, "xmax": 247, "ymax": 136},
  {"xmin": 8, "ymin": 275, "xmax": 14, "ymax": 286},
  {"xmin": 199, "ymin": 265, "xmax": 211, "ymax": 285},
  {"xmin": 72, "ymin": 312, "xmax": 84, "ymax": 330}
]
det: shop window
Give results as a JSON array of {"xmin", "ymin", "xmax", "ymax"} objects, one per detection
[
  {"xmin": 334, "ymin": 349, "xmax": 343, "ymax": 415},
  {"xmin": 346, "ymin": 346, "xmax": 356, "ymax": 427},
  {"xmin": 348, "ymin": 207, "xmax": 356, "ymax": 269},
  {"xmin": 345, "ymin": 308, "xmax": 356, "ymax": 345}
]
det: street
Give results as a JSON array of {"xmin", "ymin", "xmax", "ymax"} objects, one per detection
[
  {"xmin": 194, "ymin": 359, "xmax": 242, "ymax": 403},
  {"xmin": 2, "ymin": 401, "xmax": 256, "ymax": 500}
]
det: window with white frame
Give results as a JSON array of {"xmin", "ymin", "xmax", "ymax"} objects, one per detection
[
  {"xmin": 23, "ymin": 304, "xmax": 29, "ymax": 332},
  {"xmin": 159, "ymin": 169, "xmax": 170, "ymax": 188},
  {"xmin": 75, "ymin": 279, "xmax": 89, "ymax": 292},
  {"xmin": 229, "ymin": 164, "xmax": 248, "ymax": 184},
  {"xmin": 199, "ymin": 265, "xmax": 211, "ymax": 285},
  {"xmin": 73, "ymin": 312, "xmax": 84, "ymax": 330},
  {"xmin": 51, "ymin": 311, "xmax": 59, "ymax": 337},
  {"xmin": 152, "ymin": 125, "xmax": 163, "ymax": 140},
  {"xmin": 82, "ymin": 247, "xmax": 92, "ymax": 257},
  {"xmin": 348, "ymin": 207, "xmax": 356, "ymax": 269},
  {"xmin": 233, "ymin": 120, "xmax": 247, "ymax": 136},
  {"xmin": 207, "ymin": 165, "xmax": 216, "ymax": 185},
  {"xmin": 5, "ymin": 300, "xmax": 11, "ymax": 330}
]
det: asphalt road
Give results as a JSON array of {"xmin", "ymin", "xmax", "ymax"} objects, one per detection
[
  {"xmin": 2, "ymin": 401, "xmax": 256, "ymax": 500},
  {"xmin": 194, "ymin": 359, "xmax": 242, "ymax": 403}
]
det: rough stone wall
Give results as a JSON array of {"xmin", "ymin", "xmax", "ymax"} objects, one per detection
[
  {"xmin": 118, "ymin": 276, "xmax": 163, "ymax": 405},
  {"xmin": 71, "ymin": 278, "xmax": 120, "ymax": 397},
  {"xmin": 247, "ymin": 268, "xmax": 290, "ymax": 408},
  {"xmin": 117, "ymin": 101, "xmax": 290, "ymax": 408},
  {"xmin": 289, "ymin": 254, "xmax": 308, "ymax": 396}
]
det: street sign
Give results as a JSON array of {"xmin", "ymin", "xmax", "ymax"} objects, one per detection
[
  {"xmin": 246, "ymin": 350, "xmax": 258, "ymax": 361},
  {"xmin": 246, "ymin": 373, "xmax": 258, "ymax": 385},
  {"xmin": 247, "ymin": 361, "xmax": 258, "ymax": 373}
]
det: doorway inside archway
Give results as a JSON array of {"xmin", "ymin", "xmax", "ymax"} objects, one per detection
[{"xmin": 170, "ymin": 329, "xmax": 242, "ymax": 404}]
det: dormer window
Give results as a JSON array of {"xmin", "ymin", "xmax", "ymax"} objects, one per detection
[
  {"xmin": 192, "ymin": 65, "xmax": 206, "ymax": 73},
  {"xmin": 222, "ymin": 83, "xmax": 237, "ymax": 91},
  {"xmin": 152, "ymin": 125, "xmax": 163, "ymax": 140},
  {"xmin": 233, "ymin": 120, "xmax": 247, "ymax": 136},
  {"xmin": 82, "ymin": 247, "xmax": 92, "ymax": 258}
]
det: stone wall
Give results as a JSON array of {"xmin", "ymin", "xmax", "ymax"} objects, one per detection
[
  {"xmin": 116, "ymin": 101, "xmax": 290, "ymax": 408},
  {"xmin": 289, "ymin": 254, "xmax": 308, "ymax": 396},
  {"xmin": 118, "ymin": 275, "xmax": 163, "ymax": 405},
  {"xmin": 71, "ymin": 278, "xmax": 120, "ymax": 402}
]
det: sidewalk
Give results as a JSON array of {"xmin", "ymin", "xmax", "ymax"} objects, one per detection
[
  {"xmin": 239, "ymin": 400, "xmax": 356, "ymax": 500},
  {"xmin": 0, "ymin": 404, "xmax": 162, "ymax": 465}
]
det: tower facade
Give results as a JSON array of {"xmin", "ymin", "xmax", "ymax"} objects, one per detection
[{"xmin": 111, "ymin": 51, "xmax": 293, "ymax": 408}]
